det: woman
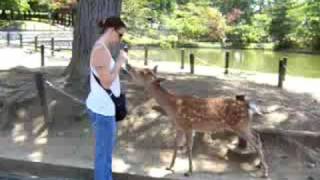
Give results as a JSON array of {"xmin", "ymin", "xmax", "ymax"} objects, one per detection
[{"xmin": 86, "ymin": 16, "xmax": 127, "ymax": 180}]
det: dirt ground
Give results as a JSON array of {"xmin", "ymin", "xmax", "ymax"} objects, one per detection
[{"xmin": 0, "ymin": 49, "xmax": 320, "ymax": 180}]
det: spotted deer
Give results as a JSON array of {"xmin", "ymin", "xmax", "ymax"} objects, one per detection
[{"xmin": 126, "ymin": 64, "xmax": 269, "ymax": 177}]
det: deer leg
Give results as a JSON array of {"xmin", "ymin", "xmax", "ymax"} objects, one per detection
[
  {"xmin": 166, "ymin": 130, "xmax": 183, "ymax": 172},
  {"xmin": 239, "ymin": 130, "xmax": 269, "ymax": 178},
  {"xmin": 254, "ymin": 133, "xmax": 269, "ymax": 177},
  {"xmin": 184, "ymin": 131, "xmax": 194, "ymax": 177}
]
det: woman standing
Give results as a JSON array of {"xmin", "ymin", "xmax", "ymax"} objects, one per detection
[{"xmin": 86, "ymin": 17, "xmax": 127, "ymax": 180}]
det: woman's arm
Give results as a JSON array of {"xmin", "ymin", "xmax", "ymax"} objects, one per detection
[{"xmin": 90, "ymin": 47, "xmax": 126, "ymax": 89}]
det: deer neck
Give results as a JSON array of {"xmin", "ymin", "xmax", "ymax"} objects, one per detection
[{"xmin": 148, "ymin": 83, "xmax": 177, "ymax": 114}]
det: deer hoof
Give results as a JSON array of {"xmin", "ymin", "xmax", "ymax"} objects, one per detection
[
  {"xmin": 184, "ymin": 172, "xmax": 192, "ymax": 177},
  {"xmin": 261, "ymin": 172, "xmax": 269, "ymax": 178},
  {"xmin": 260, "ymin": 166, "xmax": 269, "ymax": 178}
]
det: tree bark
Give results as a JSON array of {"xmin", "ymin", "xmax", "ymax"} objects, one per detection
[{"xmin": 66, "ymin": 0, "xmax": 122, "ymax": 94}]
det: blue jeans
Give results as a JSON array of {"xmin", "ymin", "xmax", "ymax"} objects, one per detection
[{"xmin": 88, "ymin": 110, "xmax": 117, "ymax": 180}]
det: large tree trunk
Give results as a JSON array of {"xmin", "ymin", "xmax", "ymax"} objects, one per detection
[{"xmin": 66, "ymin": 0, "xmax": 122, "ymax": 94}]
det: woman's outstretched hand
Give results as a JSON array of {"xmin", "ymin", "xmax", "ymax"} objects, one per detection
[{"xmin": 118, "ymin": 50, "xmax": 128, "ymax": 65}]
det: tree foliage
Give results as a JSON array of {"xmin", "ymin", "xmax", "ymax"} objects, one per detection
[
  {"xmin": 269, "ymin": 0, "xmax": 295, "ymax": 48},
  {"xmin": 227, "ymin": 14, "xmax": 271, "ymax": 47},
  {"xmin": 0, "ymin": 0, "xmax": 30, "ymax": 11},
  {"xmin": 122, "ymin": 0, "xmax": 152, "ymax": 33},
  {"xmin": 296, "ymin": 0, "xmax": 320, "ymax": 49},
  {"xmin": 2, "ymin": 0, "xmax": 320, "ymax": 50},
  {"xmin": 212, "ymin": 0, "xmax": 256, "ymax": 23},
  {"xmin": 50, "ymin": 0, "xmax": 76, "ymax": 10},
  {"xmin": 123, "ymin": 0, "xmax": 227, "ymax": 42}
]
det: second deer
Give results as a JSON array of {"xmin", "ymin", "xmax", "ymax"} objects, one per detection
[{"xmin": 126, "ymin": 64, "xmax": 269, "ymax": 178}]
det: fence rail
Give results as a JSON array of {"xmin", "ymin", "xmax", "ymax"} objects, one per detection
[{"xmin": 0, "ymin": 30, "xmax": 73, "ymax": 52}]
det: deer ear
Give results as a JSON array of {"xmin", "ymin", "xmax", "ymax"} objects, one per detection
[{"xmin": 152, "ymin": 65, "xmax": 158, "ymax": 74}]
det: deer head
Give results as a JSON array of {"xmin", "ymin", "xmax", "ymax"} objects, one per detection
[{"xmin": 126, "ymin": 64, "xmax": 165, "ymax": 88}]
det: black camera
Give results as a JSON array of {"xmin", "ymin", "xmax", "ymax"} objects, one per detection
[{"xmin": 120, "ymin": 43, "xmax": 129, "ymax": 52}]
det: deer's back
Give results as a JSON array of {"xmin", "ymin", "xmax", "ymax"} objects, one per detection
[{"xmin": 174, "ymin": 96, "xmax": 250, "ymax": 132}]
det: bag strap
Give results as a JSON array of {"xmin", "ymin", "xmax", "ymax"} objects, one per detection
[{"xmin": 91, "ymin": 72, "xmax": 113, "ymax": 96}]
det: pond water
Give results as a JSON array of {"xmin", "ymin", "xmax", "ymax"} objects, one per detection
[{"xmin": 129, "ymin": 48, "xmax": 320, "ymax": 78}]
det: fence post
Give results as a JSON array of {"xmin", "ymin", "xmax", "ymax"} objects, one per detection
[
  {"xmin": 51, "ymin": 12, "xmax": 55, "ymax": 25},
  {"xmin": 34, "ymin": 73, "xmax": 50, "ymax": 124},
  {"xmin": 282, "ymin": 57, "xmax": 288, "ymax": 81},
  {"xmin": 17, "ymin": 11, "xmax": 21, "ymax": 20},
  {"xmin": 40, "ymin": 45, "xmax": 45, "ymax": 67},
  {"xmin": 19, "ymin": 34, "xmax": 23, "ymax": 48},
  {"xmin": 68, "ymin": 13, "xmax": 72, "ymax": 26},
  {"xmin": 51, "ymin": 37, "xmax": 55, "ymax": 56},
  {"xmin": 6, "ymin": 32, "xmax": 10, "ymax": 46},
  {"xmin": 65, "ymin": 15, "xmax": 68, "ymax": 26},
  {"xmin": 61, "ymin": 14, "xmax": 64, "ymax": 25},
  {"xmin": 34, "ymin": 36, "xmax": 38, "ymax": 51},
  {"xmin": 71, "ymin": 11, "xmax": 75, "ymax": 26},
  {"xmin": 38, "ymin": 11, "xmax": 41, "ymax": 22},
  {"xmin": 60, "ymin": 14, "xmax": 63, "ymax": 25},
  {"xmin": 190, "ymin": 53, "xmax": 195, "ymax": 74},
  {"xmin": 144, "ymin": 46, "xmax": 148, "ymax": 66},
  {"xmin": 278, "ymin": 59, "xmax": 284, "ymax": 88},
  {"xmin": 27, "ymin": 11, "xmax": 31, "ymax": 20},
  {"xmin": 70, "ymin": 13, "xmax": 72, "ymax": 26},
  {"xmin": 224, "ymin": 51, "xmax": 230, "ymax": 74},
  {"xmin": 57, "ymin": 13, "xmax": 60, "ymax": 24},
  {"xmin": 181, "ymin": 49, "xmax": 185, "ymax": 69},
  {"xmin": 10, "ymin": 10, "xmax": 13, "ymax": 20}
]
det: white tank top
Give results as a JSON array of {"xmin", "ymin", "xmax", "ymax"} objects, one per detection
[{"xmin": 86, "ymin": 43, "xmax": 121, "ymax": 116}]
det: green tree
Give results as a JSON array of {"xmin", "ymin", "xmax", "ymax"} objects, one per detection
[
  {"xmin": 269, "ymin": 0, "xmax": 295, "ymax": 48},
  {"xmin": 164, "ymin": 3, "xmax": 208, "ymax": 40},
  {"xmin": 28, "ymin": 0, "xmax": 50, "ymax": 11},
  {"xmin": 122, "ymin": 0, "xmax": 151, "ymax": 33},
  {"xmin": 227, "ymin": 13, "xmax": 271, "ymax": 46},
  {"xmin": 0, "ymin": 0, "xmax": 30, "ymax": 11},
  {"xmin": 205, "ymin": 7, "xmax": 228, "ymax": 41},
  {"xmin": 300, "ymin": 0, "xmax": 320, "ymax": 49},
  {"xmin": 212, "ymin": 0, "xmax": 256, "ymax": 23},
  {"xmin": 50, "ymin": 0, "xmax": 75, "ymax": 11}
]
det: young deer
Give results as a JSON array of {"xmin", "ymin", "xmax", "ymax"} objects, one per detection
[{"xmin": 126, "ymin": 64, "xmax": 269, "ymax": 177}]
